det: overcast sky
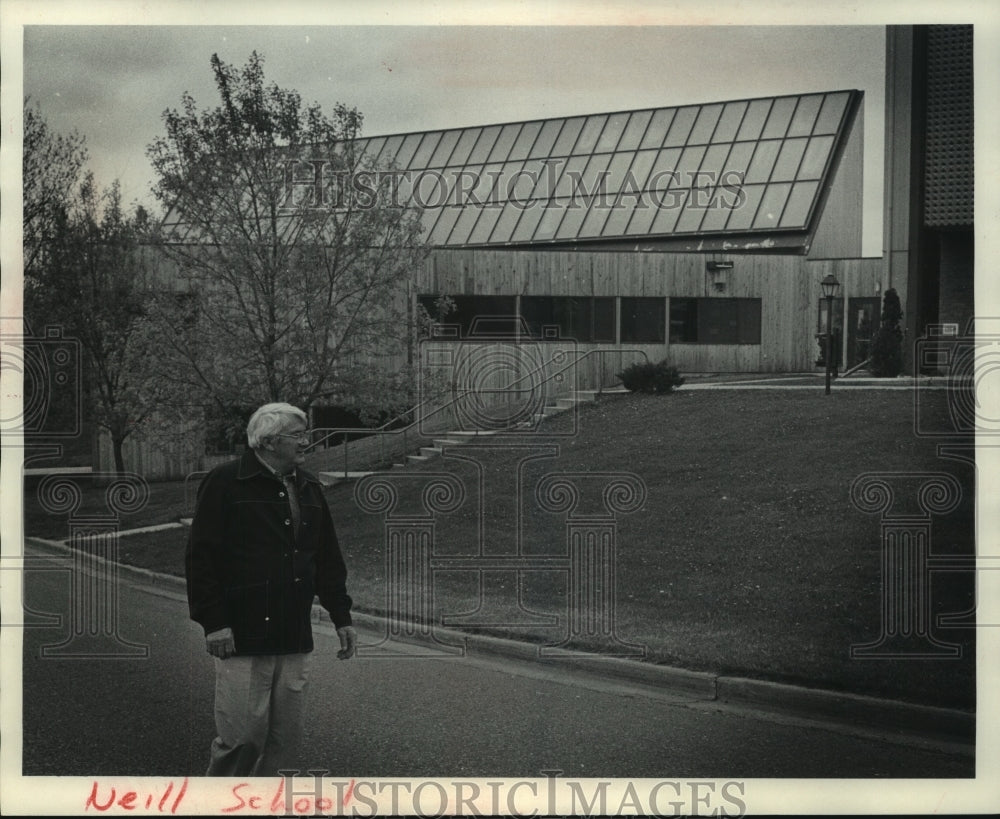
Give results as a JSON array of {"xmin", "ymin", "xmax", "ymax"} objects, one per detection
[
  {"xmin": 18, "ymin": 22, "xmax": 888, "ymax": 254},
  {"xmin": 5, "ymin": 5, "xmax": 1000, "ymax": 815}
]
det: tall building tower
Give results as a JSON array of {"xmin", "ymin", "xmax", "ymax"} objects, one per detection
[{"xmin": 883, "ymin": 25, "xmax": 974, "ymax": 368}]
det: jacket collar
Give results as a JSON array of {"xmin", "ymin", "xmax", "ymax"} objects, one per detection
[{"xmin": 235, "ymin": 449, "xmax": 320, "ymax": 487}]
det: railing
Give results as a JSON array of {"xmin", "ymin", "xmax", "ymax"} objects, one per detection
[{"xmin": 306, "ymin": 346, "xmax": 649, "ymax": 478}]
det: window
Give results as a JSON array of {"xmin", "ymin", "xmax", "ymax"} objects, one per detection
[
  {"xmin": 620, "ymin": 297, "xmax": 666, "ymax": 343},
  {"xmin": 670, "ymin": 298, "xmax": 762, "ymax": 344},
  {"xmin": 418, "ymin": 295, "xmax": 518, "ymax": 337},
  {"xmin": 669, "ymin": 298, "xmax": 698, "ymax": 343},
  {"xmin": 520, "ymin": 296, "xmax": 616, "ymax": 342}
]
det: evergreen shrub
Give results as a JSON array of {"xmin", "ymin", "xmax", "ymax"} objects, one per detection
[
  {"xmin": 870, "ymin": 288, "xmax": 904, "ymax": 377},
  {"xmin": 618, "ymin": 359, "xmax": 685, "ymax": 394}
]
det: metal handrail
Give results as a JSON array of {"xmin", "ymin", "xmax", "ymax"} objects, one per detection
[{"xmin": 306, "ymin": 347, "xmax": 649, "ymax": 477}]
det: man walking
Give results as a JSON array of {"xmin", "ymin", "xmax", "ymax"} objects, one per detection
[{"xmin": 186, "ymin": 402, "xmax": 356, "ymax": 776}]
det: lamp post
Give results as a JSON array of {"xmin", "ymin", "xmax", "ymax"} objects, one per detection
[{"xmin": 821, "ymin": 274, "xmax": 841, "ymax": 395}]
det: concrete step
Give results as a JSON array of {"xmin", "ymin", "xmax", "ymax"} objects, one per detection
[
  {"xmin": 317, "ymin": 470, "xmax": 377, "ymax": 486},
  {"xmin": 419, "ymin": 446, "xmax": 443, "ymax": 457},
  {"xmin": 432, "ymin": 438, "xmax": 465, "ymax": 447},
  {"xmin": 407, "ymin": 453, "xmax": 432, "ymax": 463}
]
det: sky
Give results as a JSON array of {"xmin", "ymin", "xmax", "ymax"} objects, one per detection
[{"xmin": 17, "ymin": 21, "xmax": 887, "ymax": 254}]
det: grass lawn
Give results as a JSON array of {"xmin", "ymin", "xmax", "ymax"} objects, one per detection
[
  {"xmin": 23, "ymin": 386, "xmax": 975, "ymax": 709},
  {"xmin": 23, "ymin": 474, "xmax": 194, "ymax": 539}
]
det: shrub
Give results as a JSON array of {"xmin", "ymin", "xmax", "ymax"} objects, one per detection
[
  {"xmin": 870, "ymin": 288, "xmax": 904, "ymax": 377},
  {"xmin": 618, "ymin": 359, "xmax": 685, "ymax": 394}
]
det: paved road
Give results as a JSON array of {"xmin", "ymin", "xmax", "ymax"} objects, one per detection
[{"xmin": 17, "ymin": 544, "xmax": 972, "ymax": 781}]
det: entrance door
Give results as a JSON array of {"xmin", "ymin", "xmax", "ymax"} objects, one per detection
[{"xmin": 847, "ymin": 297, "xmax": 880, "ymax": 369}]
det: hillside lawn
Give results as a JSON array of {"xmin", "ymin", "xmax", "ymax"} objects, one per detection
[{"xmin": 24, "ymin": 387, "xmax": 976, "ymax": 710}]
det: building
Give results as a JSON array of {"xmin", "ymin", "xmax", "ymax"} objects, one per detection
[
  {"xmin": 104, "ymin": 24, "xmax": 974, "ymax": 478},
  {"xmin": 400, "ymin": 86, "xmax": 871, "ymax": 379},
  {"xmin": 883, "ymin": 25, "xmax": 974, "ymax": 346}
]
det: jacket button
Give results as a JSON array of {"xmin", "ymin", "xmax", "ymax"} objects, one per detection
[
  {"xmin": 285, "ymin": 519, "xmax": 291, "ymax": 525},
  {"xmin": 279, "ymin": 492, "xmax": 286, "ymax": 498}
]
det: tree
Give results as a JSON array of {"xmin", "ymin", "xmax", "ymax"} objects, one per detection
[
  {"xmin": 145, "ymin": 52, "xmax": 430, "ymax": 432},
  {"xmin": 23, "ymin": 103, "xmax": 169, "ymax": 472},
  {"xmin": 31, "ymin": 173, "xmax": 169, "ymax": 472},
  {"xmin": 23, "ymin": 98, "xmax": 88, "ymax": 279},
  {"xmin": 870, "ymin": 288, "xmax": 904, "ymax": 377}
]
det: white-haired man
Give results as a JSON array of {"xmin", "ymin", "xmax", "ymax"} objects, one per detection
[{"xmin": 186, "ymin": 402, "xmax": 357, "ymax": 776}]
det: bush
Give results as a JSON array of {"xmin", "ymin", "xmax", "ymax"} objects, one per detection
[
  {"xmin": 618, "ymin": 359, "xmax": 685, "ymax": 394},
  {"xmin": 870, "ymin": 288, "xmax": 904, "ymax": 377}
]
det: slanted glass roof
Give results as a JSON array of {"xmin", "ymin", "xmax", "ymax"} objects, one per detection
[
  {"xmin": 367, "ymin": 89, "xmax": 860, "ymax": 249},
  {"xmin": 159, "ymin": 90, "xmax": 860, "ymax": 252}
]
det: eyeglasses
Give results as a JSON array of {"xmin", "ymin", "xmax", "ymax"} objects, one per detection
[{"xmin": 273, "ymin": 430, "xmax": 312, "ymax": 443}]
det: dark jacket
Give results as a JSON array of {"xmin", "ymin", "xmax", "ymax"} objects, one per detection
[{"xmin": 185, "ymin": 450, "xmax": 352, "ymax": 655}]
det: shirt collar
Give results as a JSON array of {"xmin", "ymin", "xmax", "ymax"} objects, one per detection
[
  {"xmin": 236, "ymin": 448, "xmax": 319, "ymax": 486},
  {"xmin": 253, "ymin": 451, "xmax": 296, "ymax": 481}
]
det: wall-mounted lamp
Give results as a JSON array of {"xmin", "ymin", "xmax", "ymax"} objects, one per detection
[{"xmin": 707, "ymin": 260, "xmax": 733, "ymax": 292}]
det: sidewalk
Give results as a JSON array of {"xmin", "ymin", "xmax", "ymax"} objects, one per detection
[
  {"xmin": 679, "ymin": 373, "xmax": 951, "ymax": 389},
  {"xmin": 23, "ymin": 534, "xmax": 975, "ymax": 754}
]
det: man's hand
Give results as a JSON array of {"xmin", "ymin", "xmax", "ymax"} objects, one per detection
[
  {"xmin": 206, "ymin": 627, "xmax": 235, "ymax": 659},
  {"xmin": 336, "ymin": 626, "xmax": 357, "ymax": 660}
]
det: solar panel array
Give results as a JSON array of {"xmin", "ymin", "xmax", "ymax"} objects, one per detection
[
  {"xmin": 360, "ymin": 90, "xmax": 858, "ymax": 246},
  {"xmin": 160, "ymin": 90, "xmax": 859, "ymax": 248}
]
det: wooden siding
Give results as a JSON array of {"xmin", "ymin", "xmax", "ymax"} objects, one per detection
[
  {"xmin": 127, "ymin": 246, "xmax": 883, "ymax": 480},
  {"xmin": 97, "ymin": 421, "xmax": 233, "ymax": 482},
  {"xmin": 421, "ymin": 249, "xmax": 882, "ymax": 374}
]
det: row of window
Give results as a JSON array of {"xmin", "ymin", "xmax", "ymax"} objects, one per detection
[
  {"xmin": 161, "ymin": 91, "xmax": 856, "ymax": 249},
  {"xmin": 418, "ymin": 295, "xmax": 763, "ymax": 345},
  {"xmin": 388, "ymin": 137, "xmax": 835, "ymax": 209},
  {"xmin": 356, "ymin": 93, "xmax": 851, "ymax": 171},
  {"xmin": 419, "ymin": 177, "xmax": 821, "ymax": 246}
]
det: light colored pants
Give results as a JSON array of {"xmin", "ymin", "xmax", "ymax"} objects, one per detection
[{"xmin": 206, "ymin": 652, "xmax": 312, "ymax": 777}]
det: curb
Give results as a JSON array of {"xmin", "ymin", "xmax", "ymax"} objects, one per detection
[
  {"xmin": 714, "ymin": 676, "xmax": 974, "ymax": 747},
  {"xmin": 23, "ymin": 537, "xmax": 975, "ymax": 750},
  {"xmin": 320, "ymin": 607, "xmax": 974, "ymax": 749}
]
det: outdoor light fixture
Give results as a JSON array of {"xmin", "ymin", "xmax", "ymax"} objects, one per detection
[
  {"xmin": 821, "ymin": 274, "xmax": 841, "ymax": 394},
  {"xmin": 821, "ymin": 273, "xmax": 840, "ymax": 299},
  {"xmin": 707, "ymin": 260, "xmax": 733, "ymax": 292}
]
